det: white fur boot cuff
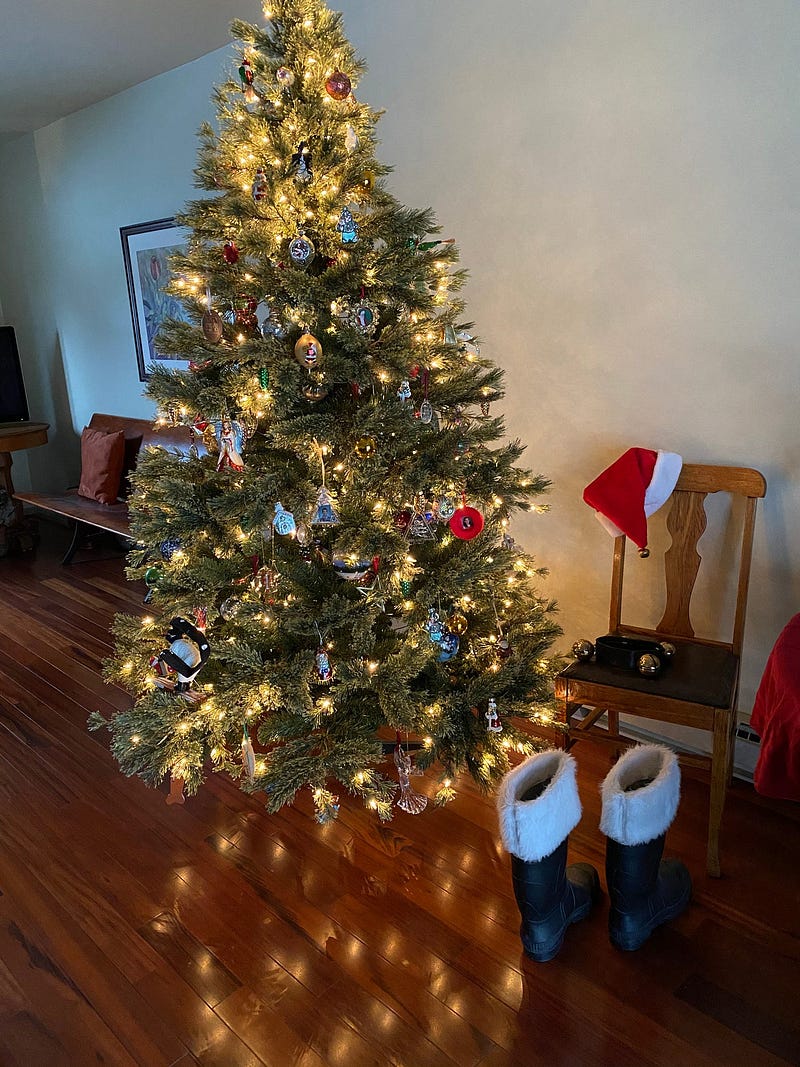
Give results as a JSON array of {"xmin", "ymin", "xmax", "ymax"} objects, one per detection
[
  {"xmin": 496, "ymin": 750, "xmax": 582, "ymax": 862},
  {"xmin": 600, "ymin": 744, "xmax": 681, "ymax": 846}
]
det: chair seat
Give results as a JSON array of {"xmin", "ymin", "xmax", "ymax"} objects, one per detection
[{"xmin": 560, "ymin": 640, "xmax": 738, "ymax": 709}]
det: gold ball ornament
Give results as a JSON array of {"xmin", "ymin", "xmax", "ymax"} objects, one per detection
[
  {"xmin": 354, "ymin": 435, "xmax": 377, "ymax": 458},
  {"xmin": 294, "ymin": 333, "xmax": 323, "ymax": 369},
  {"xmin": 447, "ymin": 612, "xmax": 468, "ymax": 635}
]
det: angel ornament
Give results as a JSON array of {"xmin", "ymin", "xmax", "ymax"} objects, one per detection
[
  {"xmin": 215, "ymin": 418, "xmax": 245, "ymax": 471},
  {"xmin": 393, "ymin": 742, "xmax": 428, "ymax": 815}
]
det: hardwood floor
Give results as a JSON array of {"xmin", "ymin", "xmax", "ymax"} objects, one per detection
[{"xmin": 0, "ymin": 520, "xmax": 798, "ymax": 1067}]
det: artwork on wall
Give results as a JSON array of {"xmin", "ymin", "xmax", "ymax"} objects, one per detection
[{"xmin": 120, "ymin": 218, "xmax": 192, "ymax": 381}]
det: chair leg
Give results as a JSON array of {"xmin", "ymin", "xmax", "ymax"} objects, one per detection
[
  {"xmin": 707, "ymin": 708, "xmax": 732, "ymax": 878},
  {"xmin": 62, "ymin": 520, "xmax": 89, "ymax": 565}
]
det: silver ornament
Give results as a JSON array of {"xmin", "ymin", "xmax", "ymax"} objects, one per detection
[
  {"xmin": 658, "ymin": 641, "xmax": 676, "ymax": 660},
  {"xmin": 637, "ymin": 653, "xmax": 662, "ymax": 677}
]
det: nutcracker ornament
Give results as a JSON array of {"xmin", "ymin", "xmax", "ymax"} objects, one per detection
[
  {"xmin": 315, "ymin": 646, "xmax": 333, "ymax": 682},
  {"xmin": 251, "ymin": 168, "xmax": 268, "ymax": 203},
  {"xmin": 152, "ymin": 617, "xmax": 210, "ymax": 701},
  {"xmin": 238, "ymin": 58, "xmax": 258, "ymax": 104}
]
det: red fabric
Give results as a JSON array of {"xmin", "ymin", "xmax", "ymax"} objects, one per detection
[
  {"xmin": 77, "ymin": 427, "xmax": 125, "ymax": 505},
  {"xmin": 750, "ymin": 614, "xmax": 800, "ymax": 802},
  {"xmin": 583, "ymin": 448, "xmax": 658, "ymax": 550}
]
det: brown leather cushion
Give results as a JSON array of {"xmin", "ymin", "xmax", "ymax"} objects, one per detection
[{"xmin": 77, "ymin": 426, "xmax": 126, "ymax": 505}]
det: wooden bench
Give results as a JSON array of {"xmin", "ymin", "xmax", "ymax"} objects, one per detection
[{"xmin": 15, "ymin": 413, "xmax": 194, "ymax": 565}]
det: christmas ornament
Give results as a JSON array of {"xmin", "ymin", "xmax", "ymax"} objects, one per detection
[
  {"xmin": 486, "ymin": 698, "xmax": 502, "ymax": 733},
  {"xmin": 251, "ymin": 168, "xmax": 268, "ymax": 203},
  {"xmin": 337, "ymin": 207, "xmax": 358, "ymax": 243},
  {"xmin": 238, "ymin": 58, "xmax": 258, "ymax": 104},
  {"xmin": 215, "ymin": 419, "xmax": 245, "ymax": 471},
  {"xmin": 449, "ymin": 499, "xmax": 484, "ymax": 540},
  {"xmin": 311, "ymin": 485, "xmax": 340, "ymax": 527},
  {"xmin": 497, "ymin": 634, "xmax": 512, "ymax": 660},
  {"xmin": 344, "ymin": 124, "xmax": 359, "ymax": 153},
  {"xmin": 443, "ymin": 324, "xmax": 458, "ymax": 346},
  {"xmin": 288, "ymin": 234, "xmax": 315, "ymax": 267},
  {"xmin": 399, "ymin": 578, "xmax": 413, "ymax": 598},
  {"xmin": 397, "ymin": 380, "xmax": 411, "ymax": 402},
  {"xmin": 201, "ymin": 309, "xmax": 224, "ymax": 341},
  {"xmin": 223, "ymin": 240, "xmax": 239, "ymax": 264},
  {"xmin": 436, "ymin": 497, "xmax": 456, "ymax": 521},
  {"xmin": 333, "ymin": 295, "xmax": 378, "ymax": 335},
  {"xmin": 194, "ymin": 607, "xmax": 208, "ymax": 630},
  {"xmin": 259, "ymin": 367, "xmax": 269, "ymax": 390},
  {"xmin": 325, "ymin": 70, "xmax": 351, "ymax": 100},
  {"xmin": 332, "ymin": 555, "xmax": 374, "ymax": 581},
  {"xmin": 302, "ymin": 379, "xmax": 330, "ymax": 402},
  {"xmin": 394, "ymin": 508, "xmax": 412, "ymax": 532},
  {"xmin": 393, "ymin": 742, "xmax": 427, "ymax": 814},
  {"xmin": 437, "ymin": 631, "xmax": 460, "ymax": 662},
  {"xmin": 295, "ymin": 522, "xmax": 311, "ymax": 547},
  {"xmin": 235, "ymin": 295, "xmax": 259, "ymax": 332},
  {"xmin": 405, "ymin": 501, "xmax": 436, "ymax": 541},
  {"xmin": 272, "ymin": 502, "xmax": 296, "ymax": 537},
  {"xmin": 425, "ymin": 608, "xmax": 445, "ymax": 643},
  {"xmin": 418, "ymin": 370, "xmax": 433, "ymax": 424},
  {"xmin": 447, "ymin": 611, "xmax": 468, "ymax": 635},
  {"xmin": 572, "ymin": 639, "xmax": 595, "ymax": 662},
  {"xmin": 259, "ymin": 305, "xmax": 286, "ymax": 339},
  {"xmin": 359, "ymin": 171, "xmax": 375, "ymax": 194},
  {"xmin": 354, "ymin": 435, "xmax": 377, "ymax": 458},
  {"xmin": 219, "ymin": 596, "xmax": 242, "ymax": 621},
  {"xmin": 658, "ymin": 641, "xmax": 677, "ymax": 660},
  {"xmin": 457, "ymin": 331, "xmax": 481, "ymax": 359},
  {"xmin": 289, "ymin": 141, "xmax": 313, "ymax": 183},
  {"xmin": 276, "ymin": 66, "xmax": 295, "ymax": 88},
  {"xmin": 188, "ymin": 358, "xmax": 212, "ymax": 372},
  {"xmin": 315, "ymin": 647, "xmax": 333, "ymax": 682},
  {"xmin": 153, "ymin": 617, "xmax": 210, "ymax": 701},
  {"xmin": 241, "ymin": 726, "xmax": 256, "ymax": 778},
  {"xmin": 250, "ymin": 564, "xmax": 277, "ymax": 601},
  {"xmin": 160, "ymin": 537, "xmax": 182, "ymax": 561},
  {"xmin": 293, "ymin": 332, "xmax": 323, "ymax": 368},
  {"xmin": 144, "ymin": 565, "xmax": 162, "ymax": 587}
]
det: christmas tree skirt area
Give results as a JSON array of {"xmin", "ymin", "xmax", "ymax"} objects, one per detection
[{"xmin": 0, "ymin": 525, "xmax": 798, "ymax": 1065}]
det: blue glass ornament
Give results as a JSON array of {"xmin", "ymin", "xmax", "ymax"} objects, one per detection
[
  {"xmin": 437, "ymin": 631, "xmax": 460, "ymax": 662},
  {"xmin": 160, "ymin": 536, "xmax": 182, "ymax": 561}
]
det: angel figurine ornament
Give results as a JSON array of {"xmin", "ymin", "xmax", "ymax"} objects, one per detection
[{"xmin": 216, "ymin": 418, "xmax": 245, "ymax": 471}]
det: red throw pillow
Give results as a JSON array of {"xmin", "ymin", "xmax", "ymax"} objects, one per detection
[{"xmin": 77, "ymin": 427, "xmax": 126, "ymax": 505}]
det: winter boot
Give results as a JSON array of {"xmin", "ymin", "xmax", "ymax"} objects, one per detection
[
  {"xmin": 600, "ymin": 744, "xmax": 692, "ymax": 951},
  {"xmin": 497, "ymin": 750, "xmax": 600, "ymax": 962}
]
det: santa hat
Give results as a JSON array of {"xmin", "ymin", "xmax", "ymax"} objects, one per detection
[{"xmin": 583, "ymin": 448, "xmax": 682, "ymax": 557}]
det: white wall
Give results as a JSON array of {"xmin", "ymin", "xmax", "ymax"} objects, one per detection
[{"xmin": 1, "ymin": 0, "xmax": 799, "ymax": 728}]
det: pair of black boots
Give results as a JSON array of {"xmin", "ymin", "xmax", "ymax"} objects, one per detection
[{"xmin": 496, "ymin": 744, "xmax": 691, "ymax": 961}]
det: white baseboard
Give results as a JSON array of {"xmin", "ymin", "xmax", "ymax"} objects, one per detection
[{"xmin": 570, "ymin": 707, "xmax": 760, "ymax": 783}]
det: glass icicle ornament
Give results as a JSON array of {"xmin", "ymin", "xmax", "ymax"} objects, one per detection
[
  {"xmin": 393, "ymin": 741, "xmax": 427, "ymax": 814},
  {"xmin": 241, "ymin": 726, "xmax": 256, "ymax": 778}
]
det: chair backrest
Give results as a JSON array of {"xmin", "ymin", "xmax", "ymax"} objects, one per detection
[
  {"xmin": 88, "ymin": 412, "xmax": 195, "ymax": 456},
  {"xmin": 609, "ymin": 463, "xmax": 766, "ymax": 656}
]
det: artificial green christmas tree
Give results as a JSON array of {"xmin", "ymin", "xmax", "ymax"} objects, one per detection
[{"xmin": 93, "ymin": 0, "xmax": 563, "ymax": 823}]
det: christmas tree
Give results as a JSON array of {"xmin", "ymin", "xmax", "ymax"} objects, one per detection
[{"xmin": 93, "ymin": 0, "xmax": 563, "ymax": 823}]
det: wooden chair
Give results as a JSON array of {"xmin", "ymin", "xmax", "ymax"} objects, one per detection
[{"xmin": 555, "ymin": 463, "xmax": 766, "ymax": 877}]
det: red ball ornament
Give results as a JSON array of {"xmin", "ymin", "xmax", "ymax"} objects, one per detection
[
  {"xmin": 449, "ymin": 505, "xmax": 484, "ymax": 540},
  {"xmin": 325, "ymin": 70, "xmax": 352, "ymax": 100},
  {"xmin": 223, "ymin": 240, "xmax": 239, "ymax": 264}
]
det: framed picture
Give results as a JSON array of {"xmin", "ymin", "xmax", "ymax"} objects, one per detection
[{"xmin": 120, "ymin": 217, "xmax": 193, "ymax": 381}]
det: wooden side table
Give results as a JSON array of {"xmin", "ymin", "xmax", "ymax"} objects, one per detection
[{"xmin": 0, "ymin": 422, "xmax": 49, "ymax": 555}]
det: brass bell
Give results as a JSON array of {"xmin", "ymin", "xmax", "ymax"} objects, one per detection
[{"xmin": 637, "ymin": 653, "xmax": 662, "ymax": 677}]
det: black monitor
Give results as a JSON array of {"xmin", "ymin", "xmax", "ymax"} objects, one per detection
[{"xmin": 0, "ymin": 326, "xmax": 30, "ymax": 423}]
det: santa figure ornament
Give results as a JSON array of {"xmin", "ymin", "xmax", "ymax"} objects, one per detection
[{"xmin": 583, "ymin": 448, "xmax": 682, "ymax": 558}]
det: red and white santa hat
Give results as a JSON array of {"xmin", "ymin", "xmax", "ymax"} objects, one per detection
[{"xmin": 583, "ymin": 448, "xmax": 682, "ymax": 557}]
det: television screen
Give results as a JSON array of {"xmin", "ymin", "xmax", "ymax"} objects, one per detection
[{"xmin": 0, "ymin": 326, "xmax": 30, "ymax": 423}]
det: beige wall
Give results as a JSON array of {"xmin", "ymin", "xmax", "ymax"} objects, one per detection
[{"xmin": 1, "ymin": 1, "xmax": 798, "ymax": 735}]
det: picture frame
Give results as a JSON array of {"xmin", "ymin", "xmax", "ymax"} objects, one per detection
[{"xmin": 120, "ymin": 217, "xmax": 193, "ymax": 381}]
